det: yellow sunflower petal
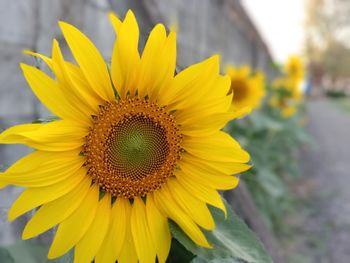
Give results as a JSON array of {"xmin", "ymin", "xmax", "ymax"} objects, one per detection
[
  {"xmin": 0, "ymin": 121, "xmax": 87, "ymax": 151},
  {"xmin": 23, "ymin": 50, "xmax": 53, "ymax": 69},
  {"xmin": 4, "ymin": 150, "xmax": 79, "ymax": 173},
  {"xmin": 137, "ymin": 24, "xmax": 168, "ymax": 98},
  {"xmin": 8, "ymin": 167, "xmax": 86, "ymax": 221},
  {"xmin": 182, "ymin": 131, "xmax": 250, "ymax": 163},
  {"xmin": 131, "ymin": 197, "xmax": 156, "ymax": 263},
  {"xmin": 117, "ymin": 200, "xmax": 138, "ymax": 263},
  {"xmin": 95, "ymin": 197, "xmax": 129, "ymax": 263},
  {"xmin": 0, "ymin": 181, "xmax": 6, "ymax": 189},
  {"xmin": 146, "ymin": 193, "xmax": 171, "ymax": 263},
  {"xmin": 148, "ymin": 31, "xmax": 176, "ymax": 100},
  {"xmin": 75, "ymin": 194, "xmax": 111, "ymax": 263},
  {"xmin": 21, "ymin": 120, "xmax": 87, "ymax": 142},
  {"xmin": 161, "ymin": 56, "xmax": 230, "ymax": 117},
  {"xmin": 179, "ymin": 157, "xmax": 240, "ymax": 190},
  {"xmin": 225, "ymin": 65, "xmax": 237, "ymax": 78},
  {"xmin": 20, "ymin": 64, "xmax": 90, "ymax": 125},
  {"xmin": 180, "ymin": 111, "xmax": 238, "ymax": 137},
  {"xmin": 25, "ymin": 44, "xmax": 104, "ymax": 112},
  {"xmin": 0, "ymin": 159, "xmax": 82, "ymax": 187},
  {"xmin": 111, "ymin": 10, "xmax": 140, "ymax": 98},
  {"xmin": 205, "ymin": 73, "xmax": 232, "ymax": 103},
  {"xmin": 183, "ymin": 153, "xmax": 251, "ymax": 175},
  {"xmin": 48, "ymin": 184, "xmax": 99, "ymax": 259},
  {"xmin": 154, "ymin": 185, "xmax": 211, "ymax": 248},
  {"xmin": 238, "ymin": 65, "xmax": 251, "ymax": 78},
  {"xmin": 167, "ymin": 178, "xmax": 215, "ymax": 230},
  {"xmin": 173, "ymin": 75, "xmax": 232, "ymax": 124},
  {"xmin": 59, "ymin": 21, "xmax": 115, "ymax": 102},
  {"xmin": 118, "ymin": 238, "xmax": 138, "ymax": 263},
  {"xmin": 168, "ymin": 57, "xmax": 219, "ymax": 109},
  {"xmin": 230, "ymin": 106, "xmax": 253, "ymax": 118},
  {"xmin": 0, "ymin": 151, "xmax": 83, "ymax": 187},
  {"xmin": 159, "ymin": 55, "xmax": 217, "ymax": 107},
  {"xmin": 64, "ymin": 62, "xmax": 103, "ymax": 112},
  {"xmin": 0, "ymin": 123, "xmax": 42, "ymax": 145},
  {"xmin": 175, "ymin": 170, "xmax": 227, "ymax": 217},
  {"xmin": 174, "ymin": 95, "xmax": 231, "ymax": 125},
  {"xmin": 22, "ymin": 176, "xmax": 91, "ymax": 239},
  {"xmin": 51, "ymin": 39, "xmax": 98, "ymax": 115},
  {"xmin": 108, "ymin": 12, "xmax": 122, "ymax": 33}
]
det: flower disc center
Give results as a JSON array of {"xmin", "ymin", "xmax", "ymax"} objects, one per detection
[
  {"xmin": 83, "ymin": 98, "xmax": 182, "ymax": 198},
  {"xmin": 230, "ymin": 79, "xmax": 249, "ymax": 102},
  {"xmin": 107, "ymin": 115, "xmax": 169, "ymax": 181}
]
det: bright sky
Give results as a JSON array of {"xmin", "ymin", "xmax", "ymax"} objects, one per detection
[{"xmin": 242, "ymin": 0, "xmax": 305, "ymax": 63}]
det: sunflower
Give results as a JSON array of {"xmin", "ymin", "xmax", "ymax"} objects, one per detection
[
  {"xmin": 226, "ymin": 65, "xmax": 265, "ymax": 115},
  {"xmin": 281, "ymin": 105, "xmax": 297, "ymax": 118},
  {"xmin": 0, "ymin": 10, "xmax": 251, "ymax": 263},
  {"xmin": 269, "ymin": 77, "xmax": 300, "ymax": 118},
  {"xmin": 284, "ymin": 55, "xmax": 304, "ymax": 83},
  {"xmin": 269, "ymin": 96, "xmax": 297, "ymax": 118}
]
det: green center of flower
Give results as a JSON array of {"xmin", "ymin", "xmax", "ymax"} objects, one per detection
[
  {"xmin": 107, "ymin": 115, "xmax": 169, "ymax": 181},
  {"xmin": 83, "ymin": 98, "xmax": 182, "ymax": 198}
]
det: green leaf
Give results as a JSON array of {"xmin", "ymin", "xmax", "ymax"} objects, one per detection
[
  {"xmin": 0, "ymin": 248, "xmax": 14, "ymax": 263},
  {"xmin": 257, "ymin": 169, "xmax": 286, "ymax": 198},
  {"xmin": 248, "ymin": 111, "xmax": 283, "ymax": 132},
  {"xmin": 167, "ymin": 238, "xmax": 195, "ymax": 263},
  {"xmin": 170, "ymin": 199, "xmax": 272, "ymax": 263}
]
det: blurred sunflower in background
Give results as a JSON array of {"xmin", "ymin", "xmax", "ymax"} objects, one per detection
[
  {"xmin": 0, "ymin": 10, "xmax": 251, "ymax": 263},
  {"xmin": 269, "ymin": 77, "xmax": 300, "ymax": 118},
  {"xmin": 284, "ymin": 55, "xmax": 304, "ymax": 83},
  {"xmin": 226, "ymin": 65, "xmax": 266, "ymax": 115},
  {"xmin": 269, "ymin": 56, "xmax": 305, "ymax": 118},
  {"xmin": 285, "ymin": 55, "xmax": 304, "ymax": 102}
]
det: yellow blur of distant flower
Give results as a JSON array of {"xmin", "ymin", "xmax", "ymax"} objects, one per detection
[
  {"xmin": 281, "ymin": 105, "xmax": 297, "ymax": 118},
  {"xmin": 284, "ymin": 55, "xmax": 304, "ymax": 83},
  {"xmin": 270, "ymin": 55, "xmax": 305, "ymax": 119},
  {"xmin": 269, "ymin": 77, "xmax": 301, "ymax": 118},
  {"xmin": 0, "ymin": 10, "xmax": 251, "ymax": 263},
  {"xmin": 226, "ymin": 65, "xmax": 266, "ymax": 116}
]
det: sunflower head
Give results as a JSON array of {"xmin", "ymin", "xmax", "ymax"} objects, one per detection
[
  {"xmin": 269, "ymin": 95, "xmax": 297, "ymax": 118},
  {"xmin": 226, "ymin": 65, "xmax": 265, "ymax": 115},
  {"xmin": 281, "ymin": 105, "xmax": 297, "ymax": 118},
  {"xmin": 284, "ymin": 55, "xmax": 304, "ymax": 83},
  {"xmin": 270, "ymin": 77, "xmax": 301, "ymax": 118},
  {"xmin": 0, "ymin": 10, "xmax": 251, "ymax": 263}
]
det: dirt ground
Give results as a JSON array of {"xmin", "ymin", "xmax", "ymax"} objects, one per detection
[{"xmin": 282, "ymin": 98, "xmax": 350, "ymax": 263}]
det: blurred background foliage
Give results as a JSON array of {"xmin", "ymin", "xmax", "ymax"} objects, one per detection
[
  {"xmin": 227, "ymin": 58, "xmax": 311, "ymax": 236},
  {"xmin": 305, "ymin": 0, "xmax": 350, "ymax": 95}
]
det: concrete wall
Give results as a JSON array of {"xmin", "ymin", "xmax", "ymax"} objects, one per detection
[{"xmin": 0, "ymin": 0, "xmax": 276, "ymax": 247}]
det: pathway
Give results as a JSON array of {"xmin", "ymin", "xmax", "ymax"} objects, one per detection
[{"xmin": 284, "ymin": 98, "xmax": 350, "ymax": 263}]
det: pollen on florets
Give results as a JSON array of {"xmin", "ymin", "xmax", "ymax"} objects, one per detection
[{"xmin": 83, "ymin": 97, "xmax": 182, "ymax": 198}]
